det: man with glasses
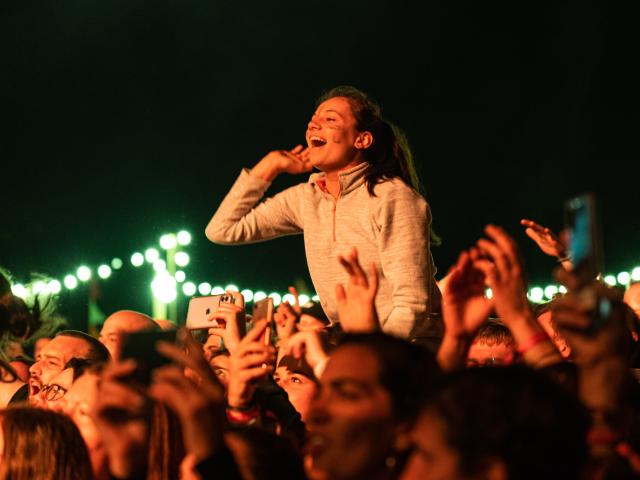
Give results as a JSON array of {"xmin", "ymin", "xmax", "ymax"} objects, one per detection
[{"xmin": 27, "ymin": 330, "xmax": 110, "ymax": 407}]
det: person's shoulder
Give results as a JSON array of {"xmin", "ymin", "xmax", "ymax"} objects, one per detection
[{"xmin": 370, "ymin": 177, "xmax": 425, "ymax": 203}]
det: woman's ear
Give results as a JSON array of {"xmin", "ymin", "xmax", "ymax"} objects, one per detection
[{"xmin": 354, "ymin": 131, "xmax": 373, "ymax": 150}]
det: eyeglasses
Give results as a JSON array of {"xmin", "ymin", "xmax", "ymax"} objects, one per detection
[{"xmin": 41, "ymin": 383, "xmax": 68, "ymax": 402}]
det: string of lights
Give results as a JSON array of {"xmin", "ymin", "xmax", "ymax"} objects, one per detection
[{"xmin": 9, "ymin": 232, "xmax": 640, "ymax": 307}]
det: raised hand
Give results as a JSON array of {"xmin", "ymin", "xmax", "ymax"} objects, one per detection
[
  {"xmin": 206, "ymin": 291, "xmax": 246, "ymax": 355},
  {"xmin": 226, "ymin": 320, "xmax": 276, "ymax": 409},
  {"xmin": 473, "ymin": 225, "xmax": 531, "ymax": 322},
  {"xmin": 91, "ymin": 360, "xmax": 151, "ymax": 478},
  {"xmin": 442, "ymin": 250, "xmax": 493, "ymax": 339},
  {"xmin": 279, "ymin": 330, "xmax": 330, "ymax": 376},
  {"xmin": 274, "ymin": 300, "xmax": 298, "ymax": 342},
  {"xmin": 520, "ymin": 218, "xmax": 568, "ymax": 260},
  {"xmin": 251, "ymin": 145, "xmax": 313, "ymax": 181},
  {"xmin": 287, "ymin": 285, "xmax": 303, "ymax": 315},
  {"xmin": 150, "ymin": 330, "xmax": 226, "ymax": 463},
  {"xmin": 472, "ymin": 225, "xmax": 561, "ymax": 367},
  {"xmin": 335, "ymin": 247, "xmax": 380, "ymax": 333},
  {"xmin": 436, "ymin": 250, "xmax": 493, "ymax": 371}
]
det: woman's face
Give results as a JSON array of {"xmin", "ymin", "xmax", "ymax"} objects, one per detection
[
  {"xmin": 273, "ymin": 365, "xmax": 317, "ymax": 423},
  {"xmin": 306, "ymin": 96, "xmax": 364, "ymax": 174},
  {"xmin": 306, "ymin": 344, "xmax": 398, "ymax": 479}
]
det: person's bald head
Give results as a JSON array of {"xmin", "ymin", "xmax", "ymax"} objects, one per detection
[
  {"xmin": 99, "ymin": 310, "xmax": 159, "ymax": 360},
  {"xmin": 154, "ymin": 319, "xmax": 177, "ymax": 331},
  {"xmin": 624, "ymin": 283, "xmax": 640, "ymax": 318}
]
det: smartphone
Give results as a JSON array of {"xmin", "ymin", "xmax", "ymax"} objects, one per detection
[
  {"xmin": 563, "ymin": 193, "xmax": 603, "ymax": 288},
  {"xmin": 120, "ymin": 329, "xmax": 179, "ymax": 385},
  {"xmin": 563, "ymin": 193, "xmax": 607, "ymax": 331},
  {"xmin": 252, "ymin": 297, "xmax": 274, "ymax": 345},
  {"xmin": 185, "ymin": 294, "xmax": 237, "ymax": 330}
]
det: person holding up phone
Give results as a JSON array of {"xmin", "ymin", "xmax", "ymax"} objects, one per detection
[{"xmin": 206, "ymin": 86, "xmax": 441, "ymax": 347}]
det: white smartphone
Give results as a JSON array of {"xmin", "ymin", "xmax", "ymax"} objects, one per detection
[{"xmin": 186, "ymin": 294, "xmax": 238, "ymax": 330}]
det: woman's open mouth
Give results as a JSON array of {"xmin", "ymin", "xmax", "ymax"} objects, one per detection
[{"xmin": 309, "ymin": 136, "xmax": 327, "ymax": 148}]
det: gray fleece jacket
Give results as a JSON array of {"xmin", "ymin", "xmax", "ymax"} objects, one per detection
[{"xmin": 205, "ymin": 162, "xmax": 441, "ymax": 339}]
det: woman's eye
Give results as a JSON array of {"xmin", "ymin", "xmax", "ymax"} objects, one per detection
[{"xmin": 290, "ymin": 375, "xmax": 302, "ymax": 384}]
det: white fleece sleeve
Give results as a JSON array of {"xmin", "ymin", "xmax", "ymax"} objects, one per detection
[{"xmin": 205, "ymin": 169, "xmax": 305, "ymax": 245}]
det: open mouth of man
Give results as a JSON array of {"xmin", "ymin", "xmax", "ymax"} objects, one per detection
[{"xmin": 29, "ymin": 380, "xmax": 41, "ymax": 396}]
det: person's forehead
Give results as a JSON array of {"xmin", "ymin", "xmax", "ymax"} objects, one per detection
[
  {"xmin": 322, "ymin": 344, "xmax": 380, "ymax": 382},
  {"xmin": 276, "ymin": 363, "xmax": 314, "ymax": 381},
  {"xmin": 210, "ymin": 354, "xmax": 229, "ymax": 368},
  {"xmin": 468, "ymin": 342, "xmax": 512, "ymax": 358},
  {"xmin": 316, "ymin": 97, "xmax": 353, "ymax": 115},
  {"xmin": 42, "ymin": 336, "xmax": 89, "ymax": 359}
]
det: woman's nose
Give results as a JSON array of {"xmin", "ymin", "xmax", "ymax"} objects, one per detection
[{"xmin": 308, "ymin": 116, "xmax": 320, "ymax": 130}]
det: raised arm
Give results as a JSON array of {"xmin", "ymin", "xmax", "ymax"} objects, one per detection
[
  {"xmin": 473, "ymin": 224, "xmax": 562, "ymax": 368},
  {"xmin": 204, "ymin": 146, "xmax": 311, "ymax": 244},
  {"xmin": 520, "ymin": 218, "xmax": 572, "ymax": 270}
]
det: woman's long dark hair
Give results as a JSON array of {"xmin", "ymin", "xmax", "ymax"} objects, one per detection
[
  {"xmin": 0, "ymin": 407, "xmax": 95, "ymax": 480},
  {"xmin": 317, "ymin": 86, "xmax": 441, "ymax": 245},
  {"xmin": 317, "ymin": 85, "xmax": 419, "ymax": 195}
]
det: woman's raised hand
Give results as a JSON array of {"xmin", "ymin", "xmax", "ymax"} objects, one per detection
[{"xmin": 251, "ymin": 145, "xmax": 312, "ymax": 181}]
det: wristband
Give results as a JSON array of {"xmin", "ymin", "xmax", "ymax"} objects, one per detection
[
  {"xmin": 516, "ymin": 332, "xmax": 549, "ymax": 355},
  {"xmin": 557, "ymin": 254, "xmax": 572, "ymax": 263}
]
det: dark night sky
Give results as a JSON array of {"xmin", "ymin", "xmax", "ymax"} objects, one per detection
[{"xmin": 1, "ymin": 1, "xmax": 638, "ymax": 325}]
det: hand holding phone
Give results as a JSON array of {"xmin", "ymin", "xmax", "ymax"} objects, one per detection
[
  {"xmin": 563, "ymin": 193, "xmax": 603, "ymax": 288},
  {"xmin": 252, "ymin": 297, "xmax": 274, "ymax": 346},
  {"xmin": 563, "ymin": 193, "xmax": 607, "ymax": 332},
  {"xmin": 186, "ymin": 293, "xmax": 243, "ymax": 331},
  {"xmin": 205, "ymin": 292, "xmax": 247, "ymax": 355}
]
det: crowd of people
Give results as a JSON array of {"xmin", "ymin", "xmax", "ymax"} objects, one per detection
[{"xmin": 2, "ymin": 86, "xmax": 640, "ymax": 479}]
